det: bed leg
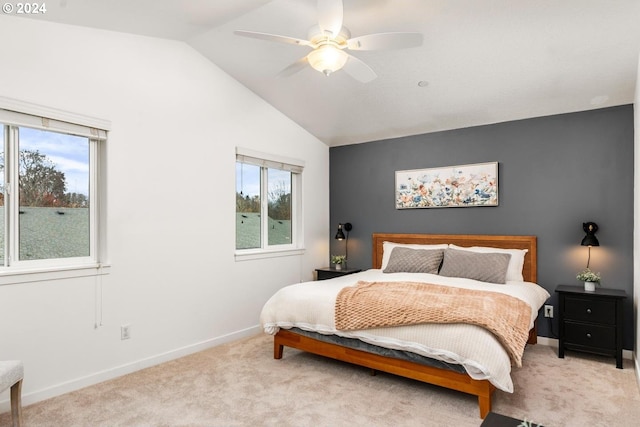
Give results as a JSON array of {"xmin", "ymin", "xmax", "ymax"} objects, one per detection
[
  {"xmin": 478, "ymin": 394, "xmax": 491, "ymax": 419},
  {"xmin": 370, "ymin": 369, "xmax": 377, "ymax": 376},
  {"xmin": 274, "ymin": 340, "xmax": 284, "ymax": 359}
]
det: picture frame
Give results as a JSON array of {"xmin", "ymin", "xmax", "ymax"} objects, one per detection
[{"xmin": 395, "ymin": 162, "xmax": 498, "ymax": 209}]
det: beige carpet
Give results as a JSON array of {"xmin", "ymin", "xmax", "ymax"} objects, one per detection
[{"xmin": 2, "ymin": 333, "xmax": 639, "ymax": 426}]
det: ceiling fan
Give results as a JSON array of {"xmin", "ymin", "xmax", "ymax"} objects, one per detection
[{"xmin": 234, "ymin": 0, "xmax": 423, "ymax": 83}]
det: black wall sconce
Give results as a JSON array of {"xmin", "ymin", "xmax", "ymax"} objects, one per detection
[
  {"xmin": 581, "ymin": 222, "xmax": 599, "ymax": 269},
  {"xmin": 335, "ymin": 222, "xmax": 352, "ymax": 264}
]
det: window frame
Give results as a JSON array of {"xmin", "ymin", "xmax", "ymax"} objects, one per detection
[
  {"xmin": 0, "ymin": 96, "xmax": 110, "ymax": 284},
  {"xmin": 235, "ymin": 147, "xmax": 304, "ymax": 261}
]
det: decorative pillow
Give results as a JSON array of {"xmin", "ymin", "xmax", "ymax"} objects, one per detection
[
  {"xmin": 439, "ymin": 248, "xmax": 511, "ymax": 284},
  {"xmin": 383, "ymin": 247, "xmax": 444, "ymax": 274},
  {"xmin": 381, "ymin": 242, "xmax": 448, "ymax": 270},
  {"xmin": 449, "ymin": 244, "xmax": 527, "ymax": 282}
]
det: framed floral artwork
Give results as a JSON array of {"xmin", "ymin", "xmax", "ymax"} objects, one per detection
[{"xmin": 395, "ymin": 162, "xmax": 498, "ymax": 209}]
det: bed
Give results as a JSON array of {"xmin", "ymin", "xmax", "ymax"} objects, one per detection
[{"xmin": 260, "ymin": 233, "xmax": 550, "ymax": 418}]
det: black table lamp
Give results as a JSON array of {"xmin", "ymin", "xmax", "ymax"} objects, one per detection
[{"xmin": 581, "ymin": 222, "xmax": 599, "ymax": 269}]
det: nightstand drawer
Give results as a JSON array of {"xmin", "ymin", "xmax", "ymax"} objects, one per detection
[
  {"xmin": 564, "ymin": 322, "xmax": 615, "ymax": 350},
  {"xmin": 563, "ymin": 297, "xmax": 615, "ymax": 324}
]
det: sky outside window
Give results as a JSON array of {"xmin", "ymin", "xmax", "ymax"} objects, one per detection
[{"xmin": 19, "ymin": 127, "xmax": 89, "ymax": 197}]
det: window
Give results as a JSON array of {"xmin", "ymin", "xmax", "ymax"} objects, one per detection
[
  {"xmin": 0, "ymin": 99, "xmax": 108, "ymax": 275},
  {"xmin": 235, "ymin": 148, "xmax": 304, "ymax": 257}
]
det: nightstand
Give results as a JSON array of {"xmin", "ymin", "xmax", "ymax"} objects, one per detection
[
  {"xmin": 480, "ymin": 412, "xmax": 537, "ymax": 427},
  {"xmin": 315, "ymin": 267, "xmax": 361, "ymax": 281},
  {"xmin": 556, "ymin": 285, "xmax": 627, "ymax": 369}
]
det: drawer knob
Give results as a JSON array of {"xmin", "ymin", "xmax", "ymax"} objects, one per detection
[
  {"xmin": 586, "ymin": 333, "xmax": 592, "ymax": 339},
  {"xmin": 586, "ymin": 308, "xmax": 592, "ymax": 314}
]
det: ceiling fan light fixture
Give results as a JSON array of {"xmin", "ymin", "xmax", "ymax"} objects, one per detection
[
  {"xmin": 308, "ymin": 44, "xmax": 348, "ymax": 76},
  {"xmin": 235, "ymin": 0, "xmax": 422, "ymax": 82}
]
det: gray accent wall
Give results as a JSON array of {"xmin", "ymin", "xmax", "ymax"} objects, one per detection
[{"xmin": 329, "ymin": 105, "xmax": 634, "ymax": 348}]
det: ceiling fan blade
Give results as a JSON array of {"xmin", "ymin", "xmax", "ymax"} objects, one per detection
[
  {"xmin": 234, "ymin": 30, "xmax": 313, "ymax": 47},
  {"xmin": 347, "ymin": 32, "xmax": 423, "ymax": 51},
  {"xmin": 317, "ymin": 0, "xmax": 343, "ymax": 37},
  {"xmin": 277, "ymin": 56, "xmax": 309, "ymax": 78},
  {"xmin": 342, "ymin": 53, "xmax": 377, "ymax": 83}
]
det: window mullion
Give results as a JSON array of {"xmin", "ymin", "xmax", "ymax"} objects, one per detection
[
  {"xmin": 89, "ymin": 139, "xmax": 98, "ymax": 260},
  {"xmin": 8, "ymin": 125, "xmax": 19, "ymax": 265},
  {"xmin": 261, "ymin": 166, "xmax": 269, "ymax": 249},
  {"xmin": 1, "ymin": 125, "xmax": 8, "ymax": 267},
  {"xmin": 291, "ymin": 172, "xmax": 299, "ymax": 249}
]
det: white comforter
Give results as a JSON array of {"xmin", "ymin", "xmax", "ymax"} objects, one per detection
[{"xmin": 260, "ymin": 269, "xmax": 550, "ymax": 392}]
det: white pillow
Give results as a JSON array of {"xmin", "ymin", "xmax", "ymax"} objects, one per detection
[
  {"xmin": 381, "ymin": 241, "xmax": 448, "ymax": 270},
  {"xmin": 448, "ymin": 244, "xmax": 528, "ymax": 282}
]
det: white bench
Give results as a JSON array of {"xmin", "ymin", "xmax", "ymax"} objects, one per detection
[{"xmin": 0, "ymin": 360, "xmax": 23, "ymax": 427}]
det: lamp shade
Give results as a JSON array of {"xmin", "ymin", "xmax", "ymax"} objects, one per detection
[
  {"xmin": 334, "ymin": 222, "xmax": 352, "ymax": 240},
  {"xmin": 581, "ymin": 234, "xmax": 599, "ymax": 247},
  {"xmin": 581, "ymin": 222, "xmax": 599, "ymax": 247},
  {"xmin": 308, "ymin": 44, "xmax": 348, "ymax": 76}
]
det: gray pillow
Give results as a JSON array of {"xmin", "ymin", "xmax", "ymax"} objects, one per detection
[
  {"xmin": 439, "ymin": 248, "xmax": 511, "ymax": 284},
  {"xmin": 383, "ymin": 247, "xmax": 444, "ymax": 274}
]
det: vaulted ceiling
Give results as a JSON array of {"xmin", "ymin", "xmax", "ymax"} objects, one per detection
[{"xmin": 21, "ymin": 0, "xmax": 640, "ymax": 146}]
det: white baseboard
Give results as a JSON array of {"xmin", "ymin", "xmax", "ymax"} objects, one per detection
[
  {"xmin": 536, "ymin": 336, "xmax": 634, "ymax": 360},
  {"xmin": 1, "ymin": 325, "xmax": 262, "ymax": 413},
  {"xmin": 535, "ymin": 336, "xmax": 558, "ymax": 348}
]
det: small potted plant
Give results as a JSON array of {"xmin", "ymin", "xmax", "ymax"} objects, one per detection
[
  {"xmin": 576, "ymin": 268, "xmax": 601, "ymax": 292},
  {"xmin": 331, "ymin": 255, "xmax": 347, "ymax": 270}
]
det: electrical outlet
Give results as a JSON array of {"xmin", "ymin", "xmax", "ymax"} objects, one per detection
[
  {"xmin": 121, "ymin": 324, "xmax": 132, "ymax": 340},
  {"xmin": 544, "ymin": 305, "xmax": 553, "ymax": 318}
]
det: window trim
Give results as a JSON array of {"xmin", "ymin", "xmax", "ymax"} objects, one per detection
[
  {"xmin": 0, "ymin": 96, "xmax": 111, "ymax": 132},
  {"xmin": 0, "ymin": 96, "xmax": 110, "ymax": 282},
  {"xmin": 235, "ymin": 147, "xmax": 305, "ymax": 260},
  {"xmin": 0, "ymin": 263, "xmax": 111, "ymax": 286}
]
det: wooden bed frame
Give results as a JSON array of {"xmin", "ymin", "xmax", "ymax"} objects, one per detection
[{"xmin": 273, "ymin": 233, "xmax": 538, "ymax": 419}]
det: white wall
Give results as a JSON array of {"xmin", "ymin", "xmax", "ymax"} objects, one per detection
[{"xmin": 0, "ymin": 16, "xmax": 329, "ymax": 408}]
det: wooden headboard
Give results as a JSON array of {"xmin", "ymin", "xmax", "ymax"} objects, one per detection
[{"xmin": 372, "ymin": 233, "xmax": 537, "ymax": 283}]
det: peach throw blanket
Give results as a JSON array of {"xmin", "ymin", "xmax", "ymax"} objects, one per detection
[{"xmin": 335, "ymin": 281, "xmax": 531, "ymax": 366}]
